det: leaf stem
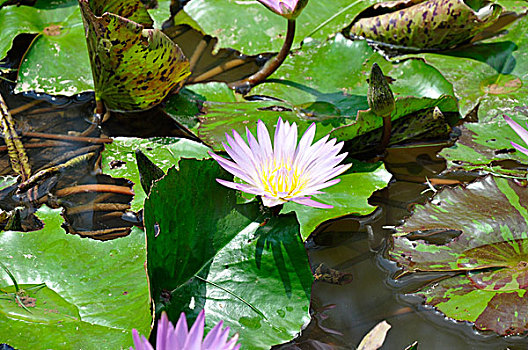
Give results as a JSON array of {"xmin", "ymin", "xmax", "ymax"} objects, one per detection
[
  {"xmin": 379, "ymin": 115, "xmax": 392, "ymax": 152},
  {"xmin": 230, "ymin": 19, "xmax": 296, "ymax": 93}
]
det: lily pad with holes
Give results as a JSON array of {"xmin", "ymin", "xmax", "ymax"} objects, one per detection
[
  {"xmin": 281, "ymin": 160, "xmax": 392, "ymax": 241},
  {"xmin": 144, "ymin": 159, "xmax": 313, "ymax": 348},
  {"xmin": 0, "ymin": 1, "xmax": 93, "ymax": 95},
  {"xmin": 439, "ymin": 111, "xmax": 528, "ymax": 176},
  {"xmin": 101, "ymin": 137, "xmax": 211, "ymax": 211},
  {"xmin": 0, "ymin": 206, "xmax": 151, "ymax": 349},
  {"xmin": 198, "ymin": 35, "xmax": 457, "ymax": 150},
  {"xmin": 390, "ymin": 175, "xmax": 528, "ymax": 335},
  {"xmin": 79, "ymin": 0, "xmax": 190, "ymax": 111},
  {"xmin": 403, "ymin": 14, "xmax": 528, "ymax": 120}
]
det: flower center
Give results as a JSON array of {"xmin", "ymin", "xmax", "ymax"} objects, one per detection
[{"xmin": 258, "ymin": 157, "xmax": 308, "ymax": 198}]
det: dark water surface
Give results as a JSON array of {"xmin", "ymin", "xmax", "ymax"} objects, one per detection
[{"xmin": 286, "ymin": 145, "xmax": 528, "ymax": 350}]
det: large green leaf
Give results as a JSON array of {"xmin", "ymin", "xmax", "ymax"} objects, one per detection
[
  {"xmin": 404, "ymin": 14, "xmax": 528, "ymax": 119},
  {"xmin": 390, "ymin": 175, "xmax": 528, "ymax": 335},
  {"xmin": 0, "ymin": 1, "xmax": 93, "ymax": 95},
  {"xmin": 79, "ymin": 0, "xmax": 190, "ymax": 111},
  {"xmin": 182, "ymin": 0, "xmax": 381, "ymax": 54},
  {"xmin": 439, "ymin": 112, "xmax": 528, "ymax": 176},
  {"xmin": 281, "ymin": 161, "xmax": 392, "ymax": 241},
  {"xmin": 144, "ymin": 159, "xmax": 313, "ymax": 349},
  {"xmin": 0, "ymin": 206, "xmax": 150, "ymax": 349},
  {"xmin": 202, "ymin": 214, "xmax": 313, "ymax": 349},
  {"xmin": 198, "ymin": 35, "xmax": 457, "ymax": 150},
  {"xmin": 101, "ymin": 137, "xmax": 211, "ymax": 211}
]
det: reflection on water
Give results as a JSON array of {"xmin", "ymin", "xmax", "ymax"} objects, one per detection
[{"xmin": 284, "ymin": 144, "xmax": 528, "ymax": 349}]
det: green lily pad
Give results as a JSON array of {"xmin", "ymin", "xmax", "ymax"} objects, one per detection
[
  {"xmin": 281, "ymin": 160, "xmax": 392, "ymax": 241},
  {"xmin": 79, "ymin": 0, "xmax": 190, "ymax": 111},
  {"xmin": 439, "ymin": 111, "xmax": 528, "ymax": 176},
  {"xmin": 0, "ymin": 1, "xmax": 93, "ymax": 95},
  {"xmin": 182, "ymin": 0, "xmax": 381, "ymax": 54},
  {"xmin": 390, "ymin": 175, "xmax": 528, "ymax": 335},
  {"xmin": 198, "ymin": 35, "xmax": 457, "ymax": 149},
  {"xmin": 201, "ymin": 214, "xmax": 313, "ymax": 349},
  {"xmin": 144, "ymin": 159, "xmax": 313, "ymax": 348},
  {"xmin": 404, "ymin": 14, "xmax": 528, "ymax": 120},
  {"xmin": 147, "ymin": 0, "xmax": 172, "ymax": 28},
  {"xmin": 492, "ymin": 0, "xmax": 528, "ymax": 12},
  {"xmin": 0, "ymin": 206, "xmax": 151, "ymax": 348},
  {"xmin": 101, "ymin": 137, "xmax": 211, "ymax": 211},
  {"xmin": 347, "ymin": 0, "xmax": 502, "ymax": 50}
]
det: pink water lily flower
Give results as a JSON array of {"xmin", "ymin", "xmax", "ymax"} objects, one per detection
[
  {"xmin": 257, "ymin": 0, "xmax": 309, "ymax": 19},
  {"xmin": 504, "ymin": 115, "xmax": 528, "ymax": 157},
  {"xmin": 209, "ymin": 118, "xmax": 352, "ymax": 209},
  {"xmin": 131, "ymin": 311, "xmax": 240, "ymax": 350}
]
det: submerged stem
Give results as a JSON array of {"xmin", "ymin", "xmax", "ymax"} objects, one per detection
[{"xmin": 229, "ymin": 19, "xmax": 296, "ymax": 93}]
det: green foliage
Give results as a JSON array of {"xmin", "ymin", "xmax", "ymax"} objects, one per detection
[
  {"xmin": 182, "ymin": 0, "xmax": 381, "ymax": 54},
  {"xmin": 439, "ymin": 113, "xmax": 528, "ymax": 176},
  {"xmin": 405, "ymin": 14, "xmax": 528, "ymax": 120},
  {"xmin": 101, "ymin": 137, "xmax": 211, "ymax": 210},
  {"xmin": 0, "ymin": 1, "xmax": 92, "ymax": 95},
  {"xmin": 79, "ymin": 0, "xmax": 190, "ymax": 111},
  {"xmin": 0, "ymin": 206, "xmax": 150, "ymax": 349},
  {"xmin": 143, "ymin": 159, "xmax": 313, "ymax": 348},
  {"xmin": 198, "ymin": 35, "xmax": 457, "ymax": 150}
]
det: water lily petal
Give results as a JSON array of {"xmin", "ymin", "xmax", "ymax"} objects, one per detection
[
  {"xmin": 209, "ymin": 151, "xmax": 258, "ymax": 185},
  {"xmin": 183, "ymin": 310, "xmax": 205, "ymax": 349},
  {"xmin": 511, "ymin": 141, "xmax": 528, "ymax": 157},
  {"xmin": 173, "ymin": 312, "xmax": 189, "ymax": 347},
  {"xmin": 262, "ymin": 195, "xmax": 287, "ymax": 207},
  {"xmin": 203, "ymin": 320, "xmax": 224, "ymax": 348},
  {"xmin": 131, "ymin": 329, "xmax": 154, "ymax": 350},
  {"xmin": 212, "ymin": 118, "xmax": 350, "ymax": 209},
  {"xmin": 505, "ymin": 115, "xmax": 528, "ymax": 146}
]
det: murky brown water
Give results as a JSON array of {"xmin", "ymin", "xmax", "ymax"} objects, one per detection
[{"xmin": 284, "ymin": 145, "xmax": 528, "ymax": 350}]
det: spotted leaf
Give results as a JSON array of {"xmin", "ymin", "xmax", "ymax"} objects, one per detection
[
  {"xmin": 79, "ymin": 0, "xmax": 190, "ymax": 112},
  {"xmin": 348, "ymin": 0, "xmax": 502, "ymax": 50},
  {"xmin": 88, "ymin": 0, "xmax": 154, "ymax": 27},
  {"xmin": 390, "ymin": 175, "xmax": 528, "ymax": 335}
]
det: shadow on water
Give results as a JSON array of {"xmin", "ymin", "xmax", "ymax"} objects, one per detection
[{"xmin": 278, "ymin": 143, "xmax": 528, "ymax": 350}]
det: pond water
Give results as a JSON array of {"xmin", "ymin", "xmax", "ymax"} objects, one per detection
[{"xmin": 285, "ymin": 145, "xmax": 528, "ymax": 349}]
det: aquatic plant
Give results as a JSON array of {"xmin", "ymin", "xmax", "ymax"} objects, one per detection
[
  {"xmin": 504, "ymin": 115, "xmax": 528, "ymax": 157},
  {"xmin": 132, "ymin": 311, "xmax": 240, "ymax": 350},
  {"xmin": 209, "ymin": 118, "xmax": 351, "ymax": 208},
  {"xmin": 367, "ymin": 63, "xmax": 395, "ymax": 151},
  {"xmin": 230, "ymin": 0, "xmax": 309, "ymax": 91}
]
